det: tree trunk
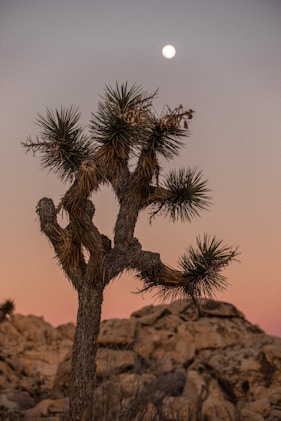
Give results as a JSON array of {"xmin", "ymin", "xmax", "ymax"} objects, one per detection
[{"xmin": 68, "ymin": 275, "xmax": 104, "ymax": 421}]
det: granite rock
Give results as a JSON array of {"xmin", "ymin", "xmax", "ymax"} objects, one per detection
[{"xmin": 1, "ymin": 299, "xmax": 280, "ymax": 420}]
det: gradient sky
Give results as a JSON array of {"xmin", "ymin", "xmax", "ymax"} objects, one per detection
[{"xmin": 1, "ymin": 0, "xmax": 281, "ymax": 336}]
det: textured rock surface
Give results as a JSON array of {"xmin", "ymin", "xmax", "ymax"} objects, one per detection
[
  {"xmin": 0, "ymin": 314, "xmax": 74, "ymax": 419},
  {"xmin": 1, "ymin": 300, "xmax": 281, "ymax": 420}
]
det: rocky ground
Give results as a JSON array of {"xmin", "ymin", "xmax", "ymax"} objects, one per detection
[{"xmin": 0, "ymin": 299, "xmax": 281, "ymax": 420}]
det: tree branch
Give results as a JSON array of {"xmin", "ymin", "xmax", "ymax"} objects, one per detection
[
  {"xmin": 104, "ymin": 237, "xmax": 184, "ymax": 290},
  {"xmin": 59, "ymin": 160, "xmax": 105, "ymax": 262},
  {"xmin": 36, "ymin": 197, "xmax": 86, "ymax": 290},
  {"xmin": 62, "ymin": 195, "xmax": 104, "ymax": 262},
  {"xmin": 141, "ymin": 185, "xmax": 170, "ymax": 207},
  {"xmin": 131, "ymin": 249, "xmax": 184, "ymax": 288}
]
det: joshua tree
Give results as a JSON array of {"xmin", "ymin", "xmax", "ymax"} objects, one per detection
[{"xmin": 23, "ymin": 82, "xmax": 238, "ymax": 420}]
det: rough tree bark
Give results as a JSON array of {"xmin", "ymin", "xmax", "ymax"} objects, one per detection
[{"xmin": 69, "ymin": 276, "xmax": 104, "ymax": 420}]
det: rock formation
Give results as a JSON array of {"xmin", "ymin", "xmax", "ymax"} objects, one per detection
[{"xmin": 1, "ymin": 300, "xmax": 281, "ymax": 420}]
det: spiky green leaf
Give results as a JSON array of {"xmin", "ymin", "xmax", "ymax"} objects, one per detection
[
  {"xmin": 90, "ymin": 82, "xmax": 156, "ymax": 158},
  {"xmin": 178, "ymin": 235, "xmax": 239, "ymax": 302},
  {"xmin": 23, "ymin": 106, "xmax": 93, "ymax": 182},
  {"xmin": 150, "ymin": 167, "xmax": 211, "ymax": 222}
]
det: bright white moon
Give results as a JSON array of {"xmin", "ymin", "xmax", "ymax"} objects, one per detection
[{"xmin": 162, "ymin": 45, "xmax": 176, "ymax": 59}]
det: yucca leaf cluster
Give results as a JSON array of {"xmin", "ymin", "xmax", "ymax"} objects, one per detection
[
  {"xmin": 24, "ymin": 107, "xmax": 94, "ymax": 182},
  {"xmin": 178, "ymin": 235, "xmax": 238, "ymax": 303},
  {"xmin": 150, "ymin": 168, "xmax": 210, "ymax": 223}
]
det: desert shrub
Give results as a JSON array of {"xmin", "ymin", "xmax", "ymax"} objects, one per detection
[
  {"xmin": 0, "ymin": 299, "xmax": 15, "ymax": 322},
  {"xmin": 92, "ymin": 371, "xmax": 195, "ymax": 421}
]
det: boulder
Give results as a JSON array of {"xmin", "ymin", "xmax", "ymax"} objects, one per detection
[
  {"xmin": 0, "ymin": 313, "xmax": 74, "ymax": 413},
  {"xmin": 0, "ymin": 299, "xmax": 281, "ymax": 420}
]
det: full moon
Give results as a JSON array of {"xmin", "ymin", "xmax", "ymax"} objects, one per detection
[{"xmin": 162, "ymin": 44, "xmax": 176, "ymax": 59}]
